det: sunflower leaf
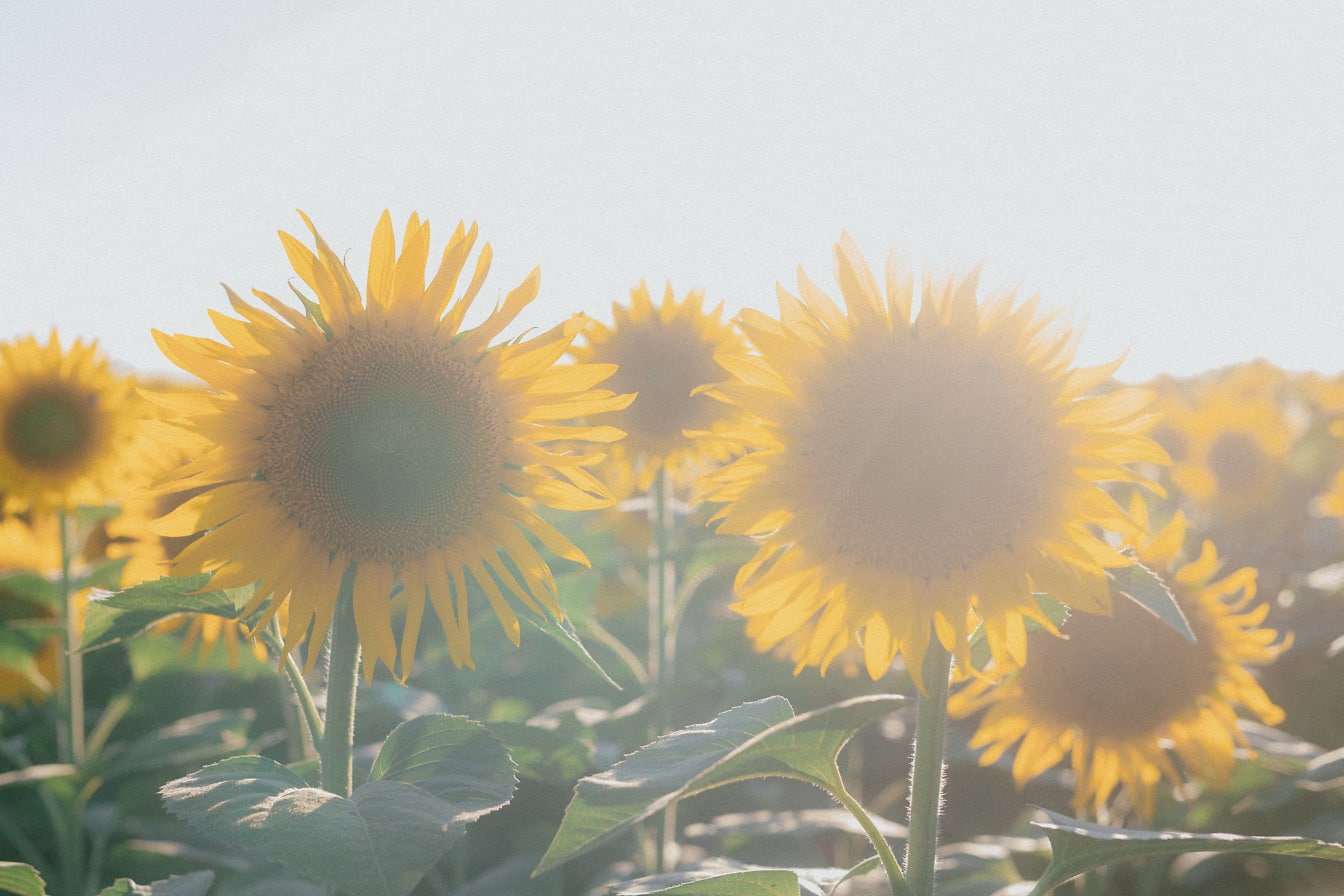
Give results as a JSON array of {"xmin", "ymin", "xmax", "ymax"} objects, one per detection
[
  {"xmin": 1109, "ymin": 561, "xmax": 1195, "ymax": 643},
  {"xmin": 0, "ymin": 861, "xmax": 47, "ymax": 896},
  {"xmin": 613, "ymin": 868, "xmax": 801, "ymax": 895},
  {"xmin": 533, "ymin": 694, "xmax": 904, "ymax": 877},
  {"xmin": 95, "ymin": 871, "xmax": 215, "ymax": 896},
  {"xmin": 523, "ymin": 610, "xmax": 622, "ymax": 690},
  {"xmin": 78, "ymin": 575, "xmax": 255, "ymax": 653},
  {"xmin": 161, "ymin": 716, "xmax": 514, "ymax": 896},
  {"xmin": 1027, "ymin": 808, "xmax": 1344, "ymax": 895}
]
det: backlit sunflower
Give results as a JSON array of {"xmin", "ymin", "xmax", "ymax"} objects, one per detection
[
  {"xmin": 948, "ymin": 501, "xmax": 1289, "ymax": 818},
  {"xmin": 0, "ymin": 332, "xmax": 146, "ymax": 511},
  {"xmin": 1162, "ymin": 363, "xmax": 1297, "ymax": 519},
  {"xmin": 150, "ymin": 211, "xmax": 631, "ymax": 680},
  {"xmin": 697, "ymin": 235, "xmax": 1167, "ymax": 691},
  {"xmin": 573, "ymin": 281, "xmax": 748, "ymax": 495}
]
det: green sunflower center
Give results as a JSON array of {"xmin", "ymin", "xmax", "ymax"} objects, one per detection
[
  {"xmin": 3, "ymin": 385, "xmax": 98, "ymax": 472},
  {"xmin": 263, "ymin": 330, "xmax": 505, "ymax": 562},
  {"xmin": 1206, "ymin": 430, "xmax": 1267, "ymax": 493},
  {"xmin": 789, "ymin": 335, "xmax": 1069, "ymax": 581},
  {"xmin": 598, "ymin": 318, "xmax": 723, "ymax": 451},
  {"xmin": 1018, "ymin": 595, "xmax": 1219, "ymax": 738}
]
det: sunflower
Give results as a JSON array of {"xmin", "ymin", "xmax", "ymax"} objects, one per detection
[
  {"xmin": 573, "ymin": 281, "xmax": 748, "ymax": 495},
  {"xmin": 697, "ymin": 235, "xmax": 1167, "ymax": 691},
  {"xmin": 950, "ymin": 499, "xmax": 1288, "ymax": 819},
  {"xmin": 0, "ymin": 332, "xmax": 146, "ymax": 512},
  {"xmin": 1162, "ymin": 363, "xmax": 1297, "ymax": 519},
  {"xmin": 150, "ymin": 211, "xmax": 631, "ymax": 680}
]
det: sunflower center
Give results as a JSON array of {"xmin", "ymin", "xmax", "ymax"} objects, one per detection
[
  {"xmin": 262, "ymin": 330, "xmax": 505, "ymax": 562},
  {"xmin": 600, "ymin": 319, "xmax": 723, "ymax": 450},
  {"xmin": 3, "ymin": 386, "xmax": 97, "ymax": 472},
  {"xmin": 1206, "ymin": 431, "xmax": 1266, "ymax": 493},
  {"xmin": 789, "ymin": 336, "xmax": 1068, "ymax": 580},
  {"xmin": 1019, "ymin": 596, "xmax": 1219, "ymax": 738}
]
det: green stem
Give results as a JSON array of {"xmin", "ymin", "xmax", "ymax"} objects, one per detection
[
  {"xmin": 648, "ymin": 466, "xmax": 676, "ymax": 873},
  {"xmin": 320, "ymin": 567, "xmax": 360, "ymax": 797},
  {"xmin": 266, "ymin": 616, "xmax": 325, "ymax": 748},
  {"xmin": 904, "ymin": 639, "xmax": 953, "ymax": 896},
  {"xmin": 57, "ymin": 510, "xmax": 85, "ymax": 765},
  {"xmin": 833, "ymin": 780, "xmax": 912, "ymax": 896}
]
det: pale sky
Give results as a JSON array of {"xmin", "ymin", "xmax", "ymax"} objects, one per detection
[{"xmin": 3, "ymin": 2, "xmax": 1342, "ymax": 383}]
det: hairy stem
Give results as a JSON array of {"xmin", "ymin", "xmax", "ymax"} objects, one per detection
[
  {"xmin": 320, "ymin": 567, "xmax": 360, "ymax": 797},
  {"xmin": 904, "ymin": 639, "xmax": 953, "ymax": 896}
]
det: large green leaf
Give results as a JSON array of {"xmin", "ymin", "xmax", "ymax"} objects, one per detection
[
  {"xmin": 1028, "ymin": 808, "xmax": 1344, "ymax": 894},
  {"xmin": 615, "ymin": 869, "xmax": 800, "ymax": 895},
  {"xmin": 95, "ymin": 871, "xmax": 214, "ymax": 896},
  {"xmin": 1109, "ymin": 560, "xmax": 1194, "ymax": 643},
  {"xmin": 80, "ymin": 574, "xmax": 255, "ymax": 652},
  {"xmin": 161, "ymin": 716, "xmax": 515, "ymax": 896},
  {"xmin": 0, "ymin": 863, "xmax": 45, "ymax": 896},
  {"xmin": 534, "ymin": 694, "xmax": 904, "ymax": 876}
]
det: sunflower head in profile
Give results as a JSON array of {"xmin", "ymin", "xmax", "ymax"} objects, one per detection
[
  {"xmin": 573, "ymin": 281, "xmax": 748, "ymax": 496},
  {"xmin": 0, "ymin": 332, "xmax": 146, "ymax": 512},
  {"xmin": 150, "ymin": 211, "xmax": 631, "ymax": 681},
  {"xmin": 696, "ymin": 235, "xmax": 1168, "ymax": 691},
  {"xmin": 948, "ymin": 499, "xmax": 1289, "ymax": 819}
]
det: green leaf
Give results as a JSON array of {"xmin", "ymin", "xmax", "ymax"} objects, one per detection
[
  {"xmin": 615, "ymin": 869, "xmax": 800, "ymax": 895},
  {"xmin": 534, "ymin": 694, "xmax": 904, "ymax": 876},
  {"xmin": 1028, "ymin": 808, "xmax": 1344, "ymax": 895},
  {"xmin": 162, "ymin": 716, "xmax": 515, "ymax": 896},
  {"xmin": 523, "ymin": 609, "xmax": 622, "ymax": 690},
  {"xmin": 76, "ymin": 558, "xmax": 129, "ymax": 593},
  {"xmin": 75, "ymin": 503, "xmax": 122, "ymax": 526},
  {"xmin": 95, "ymin": 871, "xmax": 214, "ymax": 896},
  {"xmin": 368, "ymin": 714, "xmax": 517, "ymax": 816},
  {"xmin": 79, "ymin": 574, "xmax": 254, "ymax": 652},
  {"xmin": 0, "ymin": 571, "xmax": 61, "ymax": 611},
  {"xmin": 0, "ymin": 862, "xmax": 46, "ymax": 896},
  {"xmin": 488, "ymin": 718, "xmax": 595, "ymax": 782},
  {"xmin": 96, "ymin": 709, "xmax": 254, "ymax": 782},
  {"xmin": 1109, "ymin": 560, "xmax": 1194, "ymax": 643}
]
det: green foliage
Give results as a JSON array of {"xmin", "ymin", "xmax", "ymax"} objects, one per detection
[
  {"xmin": 160, "ymin": 715, "xmax": 515, "ymax": 896},
  {"xmin": 1028, "ymin": 808, "xmax": 1344, "ymax": 894},
  {"xmin": 1109, "ymin": 558, "xmax": 1195, "ymax": 642},
  {"xmin": 94, "ymin": 871, "xmax": 214, "ymax": 896},
  {"xmin": 79, "ymin": 575, "xmax": 255, "ymax": 653},
  {"xmin": 0, "ymin": 863, "xmax": 46, "ymax": 896},
  {"xmin": 535, "ymin": 694, "xmax": 905, "ymax": 877}
]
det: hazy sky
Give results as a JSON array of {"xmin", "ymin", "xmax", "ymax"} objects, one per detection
[{"xmin": 3, "ymin": 2, "xmax": 1342, "ymax": 383}]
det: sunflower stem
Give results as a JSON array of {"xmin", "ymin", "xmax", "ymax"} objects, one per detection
[
  {"xmin": 57, "ymin": 509, "xmax": 85, "ymax": 766},
  {"xmin": 648, "ymin": 466, "xmax": 677, "ymax": 873},
  {"xmin": 833, "ymin": 780, "xmax": 912, "ymax": 896},
  {"xmin": 320, "ymin": 567, "xmax": 360, "ymax": 797},
  {"xmin": 266, "ymin": 615, "xmax": 324, "ymax": 751},
  {"xmin": 904, "ymin": 639, "xmax": 953, "ymax": 896}
]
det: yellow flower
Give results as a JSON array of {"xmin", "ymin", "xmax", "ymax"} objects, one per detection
[
  {"xmin": 0, "ymin": 332, "xmax": 145, "ymax": 511},
  {"xmin": 150, "ymin": 211, "xmax": 630, "ymax": 681},
  {"xmin": 573, "ymin": 281, "xmax": 749, "ymax": 495},
  {"xmin": 1160, "ymin": 363, "xmax": 1297, "ymax": 518},
  {"xmin": 697, "ymin": 235, "xmax": 1166, "ymax": 691},
  {"xmin": 949, "ymin": 502, "xmax": 1289, "ymax": 818}
]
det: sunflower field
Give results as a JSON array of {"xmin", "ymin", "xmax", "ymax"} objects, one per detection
[{"xmin": 2, "ymin": 213, "xmax": 1344, "ymax": 896}]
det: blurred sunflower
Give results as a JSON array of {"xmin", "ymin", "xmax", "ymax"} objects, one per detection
[
  {"xmin": 1163, "ymin": 364, "xmax": 1297, "ymax": 518},
  {"xmin": 0, "ymin": 332, "xmax": 145, "ymax": 511},
  {"xmin": 573, "ymin": 281, "xmax": 748, "ymax": 495},
  {"xmin": 949, "ymin": 501, "xmax": 1289, "ymax": 818},
  {"xmin": 150, "ymin": 211, "xmax": 631, "ymax": 680},
  {"xmin": 697, "ymin": 235, "xmax": 1167, "ymax": 690}
]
